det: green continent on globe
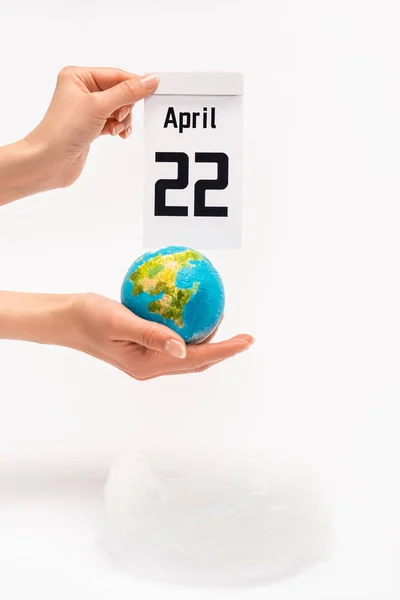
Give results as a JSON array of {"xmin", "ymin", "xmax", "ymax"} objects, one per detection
[{"xmin": 130, "ymin": 249, "xmax": 203, "ymax": 327}]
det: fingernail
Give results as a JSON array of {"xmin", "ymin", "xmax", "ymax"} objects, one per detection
[
  {"xmin": 111, "ymin": 123, "xmax": 125, "ymax": 136},
  {"xmin": 140, "ymin": 73, "xmax": 159, "ymax": 90},
  {"xmin": 125, "ymin": 126, "xmax": 132, "ymax": 137},
  {"xmin": 118, "ymin": 106, "xmax": 130, "ymax": 122},
  {"xmin": 165, "ymin": 339, "xmax": 186, "ymax": 359}
]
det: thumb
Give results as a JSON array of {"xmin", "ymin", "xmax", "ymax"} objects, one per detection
[
  {"xmin": 96, "ymin": 73, "xmax": 159, "ymax": 115},
  {"xmin": 121, "ymin": 314, "xmax": 187, "ymax": 359}
]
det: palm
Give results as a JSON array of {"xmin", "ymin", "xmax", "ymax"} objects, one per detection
[{"xmin": 73, "ymin": 293, "xmax": 253, "ymax": 380}]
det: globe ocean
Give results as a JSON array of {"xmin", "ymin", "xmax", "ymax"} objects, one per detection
[{"xmin": 121, "ymin": 246, "xmax": 225, "ymax": 344}]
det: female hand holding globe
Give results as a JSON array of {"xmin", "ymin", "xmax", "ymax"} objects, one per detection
[
  {"xmin": 0, "ymin": 66, "xmax": 254, "ymax": 379},
  {"xmin": 0, "ymin": 291, "xmax": 252, "ymax": 380}
]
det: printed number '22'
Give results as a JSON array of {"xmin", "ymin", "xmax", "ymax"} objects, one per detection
[{"xmin": 154, "ymin": 152, "xmax": 229, "ymax": 217}]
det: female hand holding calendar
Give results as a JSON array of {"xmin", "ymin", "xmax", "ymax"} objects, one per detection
[
  {"xmin": 0, "ymin": 66, "xmax": 253, "ymax": 380},
  {"xmin": 0, "ymin": 66, "xmax": 159, "ymax": 205}
]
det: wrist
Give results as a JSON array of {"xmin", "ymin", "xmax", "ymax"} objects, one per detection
[
  {"xmin": 20, "ymin": 137, "xmax": 58, "ymax": 194},
  {"xmin": 0, "ymin": 291, "xmax": 76, "ymax": 346},
  {"xmin": 0, "ymin": 139, "xmax": 55, "ymax": 206}
]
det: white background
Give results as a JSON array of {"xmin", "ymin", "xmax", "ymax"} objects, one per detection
[{"xmin": 0, "ymin": 0, "xmax": 400, "ymax": 598}]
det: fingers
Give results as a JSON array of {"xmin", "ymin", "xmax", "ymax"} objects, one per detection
[
  {"xmin": 99, "ymin": 105, "xmax": 134, "ymax": 137},
  {"xmin": 109, "ymin": 111, "xmax": 132, "ymax": 137},
  {"xmin": 113, "ymin": 104, "xmax": 134, "ymax": 124},
  {"xmin": 93, "ymin": 73, "xmax": 159, "ymax": 116},
  {"xmin": 57, "ymin": 66, "xmax": 158, "ymax": 118},
  {"xmin": 115, "ymin": 332, "xmax": 254, "ymax": 381},
  {"xmin": 175, "ymin": 334, "xmax": 254, "ymax": 374},
  {"xmin": 75, "ymin": 67, "xmax": 140, "ymax": 92},
  {"xmin": 187, "ymin": 334, "xmax": 253, "ymax": 364},
  {"xmin": 143, "ymin": 334, "xmax": 253, "ymax": 376},
  {"xmin": 160, "ymin": 359, "xmax": 225, "ymax": 378},
  {"xmin": 118, "ymin": 309, "xmax": 187, "ymax": 359},
  {"xmin": 119, "ymin": 127, "xmax": 132, "ymax": 139},
  {"xmin": 137, "ymin": 334, "xmax": 254, "ymax": 380}
]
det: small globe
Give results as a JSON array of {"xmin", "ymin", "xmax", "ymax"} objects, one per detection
[{"xmin": 121, "ymin": 246, "xmax": 225, "ymax": 344}]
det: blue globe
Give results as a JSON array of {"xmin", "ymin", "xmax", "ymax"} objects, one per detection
[{"xmin": 121, "ymin": 246, "xmax": 225, "ymax": 344}]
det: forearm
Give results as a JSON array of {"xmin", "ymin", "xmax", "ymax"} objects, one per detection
[
  {"xmin": 0, "ymin": 291, "xmax": 74, "ymax": 345},
  {"xmin": 0, "ymin": 139, "xmax": 52, "ymax": 206}
]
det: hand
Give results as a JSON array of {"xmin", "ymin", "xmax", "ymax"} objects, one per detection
[
  {"xmin": 67, "ymin": 293, "xmax": 254, "ymax": 380},
  {"xmin": 0, "ymin": 291, "xmax": 253, "ymax": 379},
  {"xmin": 25, "ymin": 66, "xmax": 159, "ymax": 189}
]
